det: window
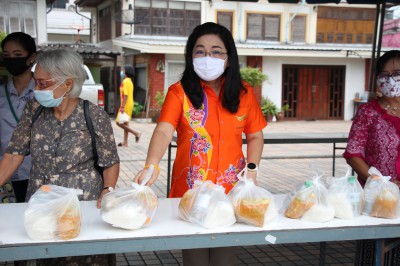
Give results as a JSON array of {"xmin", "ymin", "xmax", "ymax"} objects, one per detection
[
  {"xmin": 99, "ymin": 6, "xmax": 111, "ymax": 41},
  {"xmin": 317, "ymin": 7, "xmax": 375, "ymax": 44},
  {"xmin": 24, "ymin": 18, "xmax": 36, "ymax": 38},
  {"xmin": 247, "ymin": 13, "xmax": 280, "ymax": 41},
  {"xmin": 291, "ymin": 15, "xmax": 306, "ymax": 43},
  {"xmin": 217, "ymin": 12, "xmax": 233, "ymax": 32},
  {"xmin": 134, "ymin": 0, "xmax": 200, "ymax": 37}
]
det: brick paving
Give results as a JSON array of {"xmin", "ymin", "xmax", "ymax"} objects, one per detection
[{"xmin": 2, "ymin": 119, "xmax": 360, "ymax": 266}]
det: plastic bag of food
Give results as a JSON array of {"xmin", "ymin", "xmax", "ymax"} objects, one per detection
[
  {"xmin": 363, "ymin": 167, "xmax": 400, "ymax": 219},
  {"xmin": 24, "ymin": 185, "xmax": 83, "ymax": 240},
  {"xmin": 101, "ymin": 165, "xmax": 158, "ymax": 230},
  {"xmin": 283, "ymin": 170, "xmax": 334, "ymax": 222},
  {"xmin": 327, "ymin": 167, "xmax": 364, "ymax": 219},
  {"xmin": 118, "ymin": 112, "xmax": 130, "ymax": 124},
  {"xmin": 179, "ymin": 180, "xmax": 236, "ymax": 229},
  {"xmin": 228, "ymin": 168, "xmax": 277, "ymax": 227}
]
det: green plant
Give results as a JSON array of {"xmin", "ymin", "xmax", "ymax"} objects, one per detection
[
  {"xmin": 280, "ymin": 104, "xmax": 290, "ymax": 112},
  {"xmin": 0, "ymin": 32, "xmax": 6, "ymax": 52},
  {"xmin": 261, "ymin": 97, "xmax": 278, "ymax": 116},
  {"xmin": 240, "ymin": 67, "xmax": 268, "ymax": 87},
  {"xmin": 132, "ymin": 101, "xmax": 144, "ymax": 115},
  {"xmin": 155, "ymin": 91, "xmax": 165, "ymax": 108}
]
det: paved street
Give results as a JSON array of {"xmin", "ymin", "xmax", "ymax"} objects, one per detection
[{"xmin": 2, "ymin": 119, "xmax": 358, "ymax": 266}]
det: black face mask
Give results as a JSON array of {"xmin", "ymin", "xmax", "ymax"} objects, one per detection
[{"xmin": 3, "ymin": 57, "xmax": 31, "ymax": 76}]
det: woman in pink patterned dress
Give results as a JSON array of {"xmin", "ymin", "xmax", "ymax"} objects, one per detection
[{"xmin": 344, "ymin": 50, "xmax": 400, "ymax": 187}]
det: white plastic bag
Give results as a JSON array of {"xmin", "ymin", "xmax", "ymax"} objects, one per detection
[
  {"xmin": 101, "ymin": 165, "xmax": 158, "ymax": 230},
  {"xmin": 24, "ymin": 185, "xmax": 83, "ymax": 240},
  {"xmin": 118, "ymin": 112, "xmax": 130, "ymax": 124},
  {"xmin": 179, "ymin": 180, "xmax": 236, "ymax": 229},
  {"xmin": 327, "ymin": 167, "xmax": 364, "ymax": 219},
  {"xmin": 283, "ymin": 169, "xmax": 334, "ymax": 222},
  {"xmin": 228, "ymin": 168, "xmax": 277, "ymax": 227},
  {"xmin": 363, "ymin": 167, "xmax": 400, "ymax": 219}
]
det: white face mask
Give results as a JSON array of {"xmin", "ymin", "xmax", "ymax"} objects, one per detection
[
  {"xmin": 193, "ymin": 57, "xmax": 226, "ymax": 81},
  {"xmin": 377, "ymin": 78, "xmax": 400, "ymax": 98}
]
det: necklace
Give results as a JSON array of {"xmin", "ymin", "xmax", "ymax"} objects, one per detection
[{"xmin": 382, "ymin": 100, "xmax": 400, "ymax": 115}]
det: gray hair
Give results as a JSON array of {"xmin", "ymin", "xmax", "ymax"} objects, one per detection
[{"xmin": 35, "ymin": 49, "xmax": 85, "ymax": 98}]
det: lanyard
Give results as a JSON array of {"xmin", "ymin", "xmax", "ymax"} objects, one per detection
[{"xmin": 4, "ymin": 84, "xmax": 19, "ymax": 123}]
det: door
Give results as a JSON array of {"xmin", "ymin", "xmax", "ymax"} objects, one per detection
[{"xmin": 283, "ymin": 65, "xmax": 345, "ymax": 120}]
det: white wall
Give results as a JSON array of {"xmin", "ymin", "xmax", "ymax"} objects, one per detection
[{"xmin": 263, "ymin": 57, "xmax": 366, "ymax": 121}]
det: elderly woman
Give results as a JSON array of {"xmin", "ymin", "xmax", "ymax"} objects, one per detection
[{"xmin": 0, "ymin": 49, "xmax": 119, "ymax": 264}]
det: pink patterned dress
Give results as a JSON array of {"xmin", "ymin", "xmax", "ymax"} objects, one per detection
[{"xmin": 343, "ymin": 99, "xmax": 400, "ymax": 186}]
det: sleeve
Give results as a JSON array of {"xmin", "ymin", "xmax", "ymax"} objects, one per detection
[
  {"xmin": 90, "ymin": 104, "xmax": 120, "ymax": 167},
  {"xmin": 158, "ymin": 84, "xmax": 183, "ymax": 129},
  {"xmin": 122, "ymin": 79, "xmax": 131, "ymax": 96},
  {"xmin": 243, "ymin": 86, "xmax": 267, "ymax": 134},
  {"xmin": 6, "ymin": 99, "xmax": 40, "ymax": 155},
  {"xmin": 343, "ymin": 104, "xmax": 373, "ymax": 160}
]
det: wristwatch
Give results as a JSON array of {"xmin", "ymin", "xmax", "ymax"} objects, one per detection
[
  {"xmin": 102, "ymin": 186, "xmax": 114, "ymax": 192},
  {"xmin": 247, "ymin": 163, "xmax": 258, "ymax": 172}
]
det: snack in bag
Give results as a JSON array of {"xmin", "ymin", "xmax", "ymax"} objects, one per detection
[
  {"xmin": 284, "ymin": 169, "xmax": 334, "ymax": 222},
  {"xmin": 178, "ymin": 180, "xmax": 236, "ymax": 229},
  {"xmin": 363, "ymin": 167, "xmax": 399, "ymax": 219},
  {"xmin": 117, "ymin": 112, "xmax": 130, "ymax": 124},
  {"xmin": 228, "ymin": 168, "xmax": 277, "ymax": 227},
  {"xmin": 101, "ymin": 165, "xmax": 158, "ymax": 230},
  {"xmin": 327, "ymin": 167, "xmax": 364, "ymax": 219},
  {"xmin": 24, "ymin": 185, "xmax": 83, "ymax": 240}
]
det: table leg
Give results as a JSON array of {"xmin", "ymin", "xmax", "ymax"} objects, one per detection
[
  {"xmin": 332, "ymin": 143, "xmax": 336, "ymax": 176},
  {"xmin": 319, "ymin": 242, "xmax": 326, "ymax": 266},
  {"xmin": 167, "ymin": 143, "xmax": 172, "ymax": 197}
]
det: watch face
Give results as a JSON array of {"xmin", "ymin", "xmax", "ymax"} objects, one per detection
[{"xmin": 247, "ymin": 163, "xmax": 256, "ymax": 170}]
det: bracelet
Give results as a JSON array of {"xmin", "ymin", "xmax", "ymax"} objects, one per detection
[{"xmin": 144, "ymin": 164, "xmax": 160, "ymax": 173}]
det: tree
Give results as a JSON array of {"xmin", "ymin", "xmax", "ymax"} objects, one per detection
[{"xmin": 240, "ymin": 67, "xmax": 268, "ymax": 88}]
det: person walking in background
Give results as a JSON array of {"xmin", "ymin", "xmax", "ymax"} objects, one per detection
[
  {"xmin": 0, "ymin": 48, "xmax": 120, "ymax": 264},
  {"xmin": 0, "ymin": 32, "xmax": 37, "ymax": 203},
  {"xmin": 134, "ymin": 22, "xmax": 266, "ymax": 266},
  {"xmin": 116, "ymin": 65, "xmax": 141, "ymax": 147},
  {"xmin": 344, "ymin": 50, "xmax": 400, "ymax": 187}
]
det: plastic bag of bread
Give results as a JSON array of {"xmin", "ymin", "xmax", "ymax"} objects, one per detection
[
  {"xmin": 24, "ymin": 185, "xmax": 83, "ymax": 240},
  {"xmin": 363, "ymin": 167, "xmax": 400, "ymax": 219},
  {"xmin": 283, "ymin": 170, "xmax": 334, "ymax": 222},
  {"xmin": 101, "ymin": 165, "xmax": 158, "ymax": 230},
  {"xmin": 228, "ymin": 168, "xmax": 277, "ymax": 227},
  {"xmin": 327, "ymin": 167, "xmax": 365, "ymax": 219},
  {"xmin": 179, "ymin": 180, "xmax": 236, "ymax": 229}
]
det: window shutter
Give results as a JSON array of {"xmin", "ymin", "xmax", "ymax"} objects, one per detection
[
  {"xmin": 24, "ymin": 18, "xmax": 36, "ymax": 38},
  {"xmin": 9, "ymin": 17, "xmax": 21, "ymax": 33},
  {"xmin": 264, "ymin": 16, "xmax": 280, "ymax": 41}
]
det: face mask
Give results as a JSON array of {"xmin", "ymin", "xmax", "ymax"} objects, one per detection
[
  {"xmin": 3, "ymin": 57, "xmax": 31, "ymax": 76},
  {"xmin": 120, "ymin": 71, "xmax": 124, "ymax": 79},
  {"xmin": 377, "ymin": 78, "xmax": 400, "ymax": 98},
  {"xmin": 193, "ymin": 57, "xmax": 226, "ymax": 81},
  {"xmin": 34, "ymin": 80, "xmax": 66, "ymax": 107}
]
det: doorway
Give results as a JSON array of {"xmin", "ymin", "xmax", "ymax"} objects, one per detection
[{"xmin": 282, "ymin": 65, "xmax": 345, "ymax": 120}]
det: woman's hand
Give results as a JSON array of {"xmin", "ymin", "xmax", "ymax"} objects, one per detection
[
  {"xmin": 97, "ymin": 189, "xmax": 110, "ymax": 209},
  {"xmin": 134, "ymin": 167, "xmax": 160, "ymax": 186}
]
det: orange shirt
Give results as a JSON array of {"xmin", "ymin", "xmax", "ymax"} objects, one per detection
[{"xmin": 159, "ymin": 81, "xmax": 267, "ymax": 198}]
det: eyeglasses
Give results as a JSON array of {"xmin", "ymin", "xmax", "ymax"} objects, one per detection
[
  {"xmin": 377, "ymin": 71, "xmax": 400, "ymax": 83},
  {"xmin": 33, "ymin": 78, "xmax": 58, "ymax": 89},
  {"xmin": 193, "ymin": 49, "xmax": 228, "ymax": 58}
]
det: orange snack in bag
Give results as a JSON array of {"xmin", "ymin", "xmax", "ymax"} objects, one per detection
[
  {"xmin": 370, "ymin": 190, "xmax": 398, "ymax": 219},
  {"xmin": 57, "ymin": 209, "xmax": 81, "ymax": 240},
  {"xmin": 285, "ymin": 196, "xmax": 314, "ymax": 219},
  {"xmin": 236, "ymin": 198, "xmax": 270, "ymax": 227}
]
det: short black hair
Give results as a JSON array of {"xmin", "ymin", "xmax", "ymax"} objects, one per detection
[
  {"xmin": 124, "ymin": 65, "xmax": 135, "ymax": 79},
  {"xmin": 1, "ymin": 32, "xmax": 36, "ymax": 55},
  {"xmin": 376, "ymin": 50, "xmax": 400, "ymax": 75},
  {"xmin": 181, "ymin": 22, "xmax": 246, "ymax": 113}
]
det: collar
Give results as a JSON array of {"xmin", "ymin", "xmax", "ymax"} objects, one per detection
[{"xmin": 7, "ymin": 78, "xmax": 35, "ymax": 97}]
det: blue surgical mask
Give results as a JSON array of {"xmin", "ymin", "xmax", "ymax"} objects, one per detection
[
  {"xmin": 34, "ymin": 80, "xmax": 66, "ymax": 107},
  {"xmin": 120, "ymin": 71, "xmax": 124, "ymax": 79}
]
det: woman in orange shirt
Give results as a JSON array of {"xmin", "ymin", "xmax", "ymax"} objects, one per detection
[{"xmin": 135, "ymin": 22, "xmax": 266, "ymax": 265}]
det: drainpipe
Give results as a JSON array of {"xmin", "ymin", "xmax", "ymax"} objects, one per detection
[
  {"xmin": 75, "ymin": 4, "xmax": 92, "ymax": 43},
  {"xmin": 285, "ymin": 0, "xmax": 306, "ymax": 44},
  {"xmin": 238, "ymin": 2, "xmax": 244, "ymax": 43}
]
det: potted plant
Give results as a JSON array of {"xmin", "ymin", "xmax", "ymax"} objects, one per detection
[
  {"xmin": 261, "ymin": 97, "xmax": 278, "ymax": 122},
  {"xmin": 240, "ymin": 67, "xmax": 268, "ymax": 88},
  {"xmin": 152, "ymin": 91, "xmax": 166, "ymax": 122},
  {"xmin": 276, "ymin": 104, "xmax": 290, "ymax": 122},
  {"xmin": 132, "ymin": 101, "xmax": 144, "ymax": 118}
]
